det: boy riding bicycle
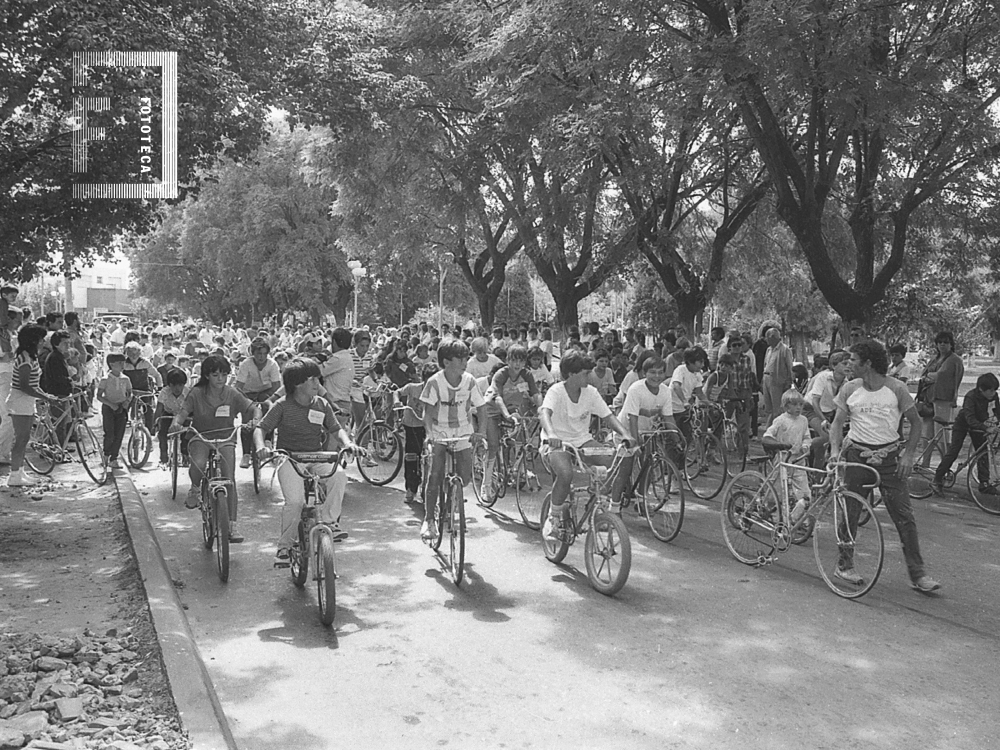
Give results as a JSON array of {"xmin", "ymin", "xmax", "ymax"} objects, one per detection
[{"xmin": 419, "ymin": 340, "xmax": 487, "ymax": 542}]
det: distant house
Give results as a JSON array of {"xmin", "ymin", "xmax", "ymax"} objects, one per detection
[{"xmin": 74, "ymin": 260, "xmax": 132, "ymax": 319}]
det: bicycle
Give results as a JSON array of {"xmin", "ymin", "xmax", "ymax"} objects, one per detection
[
  {"xmin": 476, "ymin": 414, "xmax": 550, "ymax": 529},
  {"xmin": 683, "ymin": 403, "xmax": 728, "ymax": 499},
  {"xmin": 539, "ymin": 442, "xmax": 633, "ymax": 596},
  {"xmin": 353, "ymin": 385, "xmax": 404, "ymax": 486},
  {"xmin": 722, "ymin": 459, "xmax": 884, "ymax": 598},
  {"xmin": 26, "ymin": 390, "xmax": 108, "ymax": 485},
  {"xmin": 420, "ymin": 436, "xmax": 471, "ymax": 585},
  {"xmin": 910, "ymin": 418, "xmax": 1000, "ymax": 514},
  {"xmin": 618, "ymin": 428, "xmax": 686, "ymax": 542},
  {"xmin": 178, "ymin": 425, "xmax": 241, "ymax": 583},
  {"xmin": 271, "ymin": 449, "xmax": 350, "ymax": 626},
  {"xmin": 125, "ymin": 390, "xmax": 154, "ymax": 469},
  {"xmin": 719, "ymin": 401, "xmax": 749, "ymax": 476}
]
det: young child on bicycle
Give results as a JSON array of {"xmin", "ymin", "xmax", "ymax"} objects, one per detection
[
  {"xmin": 482, "ymin": 345, "xmax": 541, "ymax": 500},
  {"xmin": 419, "ymin": 340, "xmax": 487, "ymax": 542},
  {"xmin": 96, "ymin": 353, "xmax": 132, "ymax": 470},
  {"xmin": 154, "ymin": 368, "xmax": 190, "ymax": 468},
  {"xmin": 539, "ymin": 351, "xmax": 633, "ymax": 540},
  {"xmin": 254, "ymin": 357, "xmax": 358, "ymax": 565},
  {"xmin": 761, "ymin": 389, "xmax": 813, "ymax": 520},
  {"xmin": 932, "ymin": 372, "xmax": 1000, "ymax": 495},
  {"xmin": 397, "ymin": 363, "xmax": 438, "ymax": 504}
]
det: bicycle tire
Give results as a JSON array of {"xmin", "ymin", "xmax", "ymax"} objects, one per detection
[
  {"xmin": 448, "ymin": 479, "xmax": 466, "ymax": 585},
  {"xmin": 479, "ymin": 449, "xmax": 503, "ymax": 509},
  {"xmin": 813, "ymin": 489, "xmax": 884, "ymax": 598},
  {"xmin": 723, "ymin": 420, "xmax": 748, "ymax": 477},
  {"xmin": 317, "ymin": 534, "xmax": 337, "ymax": 626},
  {"xmin": 251, "ymin": 445, "xmax": 261, "ymax": 495},
  {"xmin": 431, "ymin": 483, "xmax": 445, "ymax": 552},
  {"xmin": 25, "ymin": 418, "xmax": 56, "ymax": 475},
  {"xmin": 201, "ymin": 483, "xmax": 214, "ymax": 550},
  {"xmin": 170, "ymin": 435, "xmax": 179, "ymax": 500},
  {"xmin": 720, "ymin": 471, "xmax": 779, "ymax": 565},
  {"xmin": 643, "ymin": 456, "xmax": 685, "ymax": 542},
  {"xmin": 909, "ymin": 438, "xmax": 943, "ymax": 499},
  {"xmin": 584, "ymin": 510, "xmax": 631, "ymax": 596},
  {"xmin": 471, "ymin": 440, "xmax": 488, "ymax": 504},
  {"xmin": 685, "ymin": 433, "xmax": 728, "ymax": 500},
  {"xmin": 514, "ymin": 446, "xmax": 548, "ymax": 529},
  {"xmin": 290, "ymin": 520, "xmax": 309, "ymax": 587},
  {"xmin": 127, "ymin": 425, "xmax": 152, "ymax": 469},
  {"xmin": 356, "ymin": 422, "xmax": 404, "ymax": 486},
  {"xmin": 967, "ymin": 443, "xmax": 1000, "ymax": 515},
  {"xmin": 214, "ymin": 489, "xmax": 230, "ymax": 583},
  {"xmin": 539, "ymin": 494, "xmax": 571, "ymax": 564},
  {"xmin": 76, "ymin": 423, "xmax": 108, "ymax": 485}
]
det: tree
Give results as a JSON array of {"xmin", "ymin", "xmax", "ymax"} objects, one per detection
[{"xmin": 681, "ymin": 0, "xmax": 1000, "ymax": 325}]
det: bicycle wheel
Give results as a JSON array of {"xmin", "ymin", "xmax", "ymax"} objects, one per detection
[
  {"xmin": 356, "ymin": 422, "xmax": 404, "ymax": 485},
  {"xmin": 643, "ymin": 457, "xmax": 685, "ymax": 542},
  {"xmin": 169, "ymin": 436, "xmax": 179, "ymax": 500},
  {"xmin": 539, "ymin": 493, "xmax": 571, "ymax": 564},
  {"xmin": 251, "ymin": 444, "xmax": 261, "ymax": 495},
  {"xmin": 720, "ymin": 471, "xmax": 779, "ymax": 565},
  {"xmin": 214, "ymin": 489, "xmax": 230, "ymax": 583},
  {"xmin": 478, "ymin": 450, "xmax": 503, "ymax": 509},
  {"xmin": 25, "ymin": 419, "xmax": 56, "ymax": 475},
  {"xmin": 471, "ymin": 440, "xmax": 488, "ymax": 504},
  {"xmin": 813, "ymin": 490, "xmax": 883, "ymax": 598},
  {"xmin": 448, "ymin": 479, "xmax": 466, "ymax": 585},
  {"xmin": 290, "ymin": 520, "xmax": 309, "ymax": 587},
  {"xmin": 126, "ymin": 425, "xmax": 152, "ymax": 469},
  {"xmin": 685, "ymin": 433, "xmax": 728, "ymax": 500},
  {"xmin": 584, "ymin": 510, "xmax": 631, "ymax": 596},
  {"xmin": 316, "ymin": 534, "xmax": 337, "ymax": 626},
  {"xmin": 515, "ymin": 446, "xmax": 548, "ymax": 529},
  {"xmin": 967, "ymin": 444, "xmax": 1000, "ymax": 515},
  {"xmin": 76, "ymin": 423, "xmax": 108, "ymax": 485},
  {"xmin": 201, "ymin": 483, "xmax": 214, "ymax": 550},
  {"xmin": 430, "ymin": 484, "xmax": 446, "ymax": 552},
  {"xmin": 909, "ymin": 438, "xmax": 943, "ymax": 499},
  {"xmin": 723, "ymin": 421, "xmax": 747, "ymax": 477}
]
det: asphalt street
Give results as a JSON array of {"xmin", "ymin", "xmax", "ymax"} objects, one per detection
[{"xmin": 132, "ymin": 453, "xmax": 1000, "ymax": 750}]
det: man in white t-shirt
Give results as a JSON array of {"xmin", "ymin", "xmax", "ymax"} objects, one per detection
[
  {"xmin": 539, "ymin": 351, "xmax": 633, "ymax": 540},
  {"xmin": 466, "ymin": 337, "xmax": 501, "ymax": 381},
  {"xmin": 830, "ymin": 339, "xmax": 940, "ymax": 594}
]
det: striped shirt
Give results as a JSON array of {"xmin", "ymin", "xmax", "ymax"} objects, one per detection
[
  {"xmin": 258, "ymin": 396, "xmax": 342, "ymax": 452},
  {"xmin": 420, "ymin": 371, "xmax": 485, "ymax": 439},
  {"xmin": 12, "ymin": 352, "xmax": 41, "ymax": 395}
]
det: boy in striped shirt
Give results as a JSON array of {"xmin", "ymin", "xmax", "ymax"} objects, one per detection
[{"xmin": 419, "ymin": 340, "xmax": 487, "ymax": 541}]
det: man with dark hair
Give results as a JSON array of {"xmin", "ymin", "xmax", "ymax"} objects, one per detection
[
  {"xmin": 708, "ymin": 326, "xmax": 726, "ymax": 371},
  {"xmin": 933, "ymin": 372, "xmax": 1000, "ymax": 497},
  {"xmin": 320, "ymin": 327, "xmax": 354, "ymax": 417},
  {"xmin": 43, "ymin": 331, "xmax": 74, "ymax": 444},
  {"xmin": 831, "ymin": 339, "xmax": 940, "ymax": 594}
]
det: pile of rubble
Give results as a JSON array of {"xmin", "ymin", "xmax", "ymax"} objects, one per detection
[{"xmin": 0, "ymin": 629, "xmax": 190, "ymax": 750}]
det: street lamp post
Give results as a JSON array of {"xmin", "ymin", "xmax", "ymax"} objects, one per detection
[{"xmin": 347, "ymin": 260, "xmax": 367, "ymax": 328}]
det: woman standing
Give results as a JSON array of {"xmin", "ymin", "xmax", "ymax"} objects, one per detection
[
  {"xmin": 170, "ymin": 355, "xmax": 259, "ymax": 543},
  {"xmin": 918, "ymin": 331, "xmax": 964, "ymax": 447},
  {"xmin": 5, "ymin": 325, "xmax": 55, "ymax": 487}
]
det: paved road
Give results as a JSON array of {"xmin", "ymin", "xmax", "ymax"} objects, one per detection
[{"xmin": 132, "ymin": 455, "xmax": 1000, "ymax": 750}]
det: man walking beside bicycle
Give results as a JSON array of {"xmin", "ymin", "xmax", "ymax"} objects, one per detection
[
  {"xmin": 932, "ymin": 373, "xmax": 1000, "ymax": 497},
  {"xmin": 830, "ymin": 339, "xmax": 941, "ymax": 594}
]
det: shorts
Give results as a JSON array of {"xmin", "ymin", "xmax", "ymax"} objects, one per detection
[{"xmin": 6, "ymin": 389, "xmax": 37, "ymax": 417}]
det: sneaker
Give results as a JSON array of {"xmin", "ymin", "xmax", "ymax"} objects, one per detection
[
  {"xmin": 542, "ymin": 511, "xmax": 564, "ymax": 541},
  {"xmin": 404, "ymin": 491, "xmax": 417, "ymax": 504},
  {"xmin": 185, "ymin": 486, "xmax": 201, "ymax": 509},
  {"xmin": 420, "ymin": 517, "xmax": 438, "ymax": 542},
  {"xmin": 911, "ymin": 575, "xmax": 941, "ymax": 593},
  {"xmin": 330, "ymin": 523, "xmax": 348, "ymax": 542},
  {"xmin": 6, "ymin": 470, "xmax": 38, "ymax": 487},
  {"xmin": 109, "ymin": 459, "xmax": 122, "ymax": 469},
  {"xmin": 273, "ymin": 548, "xmax": 290, "ymax": 567},
  {"xmin": 228, "ymin": 525, "xmax": 245, "ymax": 544},
  {"xmin": 931, "ymin": 482, "xmax": 944, "ymax": 496},
  {"xmin": 978, "ymin": 484, "xmax": 1000, "ymax": 496},
  {"xmin": 239, "ymin": 455, "xmax": 252, "ymax": 469},
  {"xmin": 834, "ymin": 567, "xmax": 865, "ymax": 585}
]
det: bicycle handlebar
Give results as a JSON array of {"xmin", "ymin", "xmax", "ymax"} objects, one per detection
[
  {"xmin": 173, "ymin": 424, "xmax": 242, "ymax": 447},
  {"xmin": 271, "ymin": 449, "xmax": 347, "ymax": 478}
]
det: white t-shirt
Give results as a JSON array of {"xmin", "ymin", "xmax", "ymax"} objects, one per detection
[
  {"xmin": 466, "ymin": 354, "xmax": 500, "ymax": 381},
  {"xmin": 541, "ymin": 382, "xmax": 611, "ymax": 448},
  {"xmin": 807, "ymin": 370, "xmax": 840, "ymax": 414},
  {"xmin": 619, "ymin": 379, "xmax": 671, "ymax": 436},
  {"xmin": 420, "ymin": 370, "xmax": 486, "ymax": 440},
  {"xmin": 763, "ymin": 412, "xmax": 810, "ymax": 453},
  {"xmin": 670, "ymin": 364, "xmax": 703, "ymax": 414},
  {"xmin": 834, "ymin": 377, "xmax": 914, "ymax": 445}
]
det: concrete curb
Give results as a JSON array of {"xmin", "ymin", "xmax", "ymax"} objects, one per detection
[{"xmin": 115, "ymin": 468, "xmax": 239, "ymax": 750}]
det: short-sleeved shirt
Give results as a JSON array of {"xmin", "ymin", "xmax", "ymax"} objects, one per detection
[
  {"xmin": 466, "ymin": 354, "xmax": 501, "ymax": 381},
  {"xmin": 236, "ymin": 357, "xmax": 281, "ymax": 394},
  {"xmin": 397, "ymin": 381, "xmax": 427, "ymax": 428},
  {"xmin": 670, "ymin": 365, "xmax": 703, "ymax": 414},
  {"xmin": 157, "ymin": 386, "xmax": 189, "ymax": 414},
  {"xmin": 763, "ymin": 412, "xmax": 810, "ymax": 452},
  {"xmin": 541, "ymin": 382, "xmax": 611, "ymax": 449},
  {"xmin": 420, "ymin": 371, "xmax": 486, "ymax": 440},
  {"xmin": 320, "ymin": 349, "xmax": 354, "ymax": 402},
  {"xmin": 835, "ymin": 377, "xmax": 914, "ymax": 445},
  {"xmin": 618, "ymin": 379, "xmax": 671, "ymax": 436},
  {"xmin": 486, "ymin": 366, "xmax": 538, "ymax": 417},
  {"xmin": 587, "ymin": 367, "xmax": 617, "ymax": 400},
  {"xmin": 258, "ymin": 395, "xmax": 342, "ymax": 452},
  {"xmin": 807, "ymin": 370, "xmax": 841, "ymax": 415},
  {"xmin": 183, "ymin": 385, "xmax": 254, "ymax": 441}
]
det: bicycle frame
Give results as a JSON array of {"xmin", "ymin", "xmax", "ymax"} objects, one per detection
[{"xmin": 558, "ymin": 443, "xmax": 630, "ymax": 540}]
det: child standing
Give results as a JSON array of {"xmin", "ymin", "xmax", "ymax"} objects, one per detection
[
  {"xmin": 419, "ymin": 340, "xmax": 487, "ymax": 541},
  {"xmin": 397, "ymin": 363, "xmax": 437, "ymax": 504},
  {"xmin": 762, "ymin": 389, "xmax": 813, "ymax": 520},
  {"xmin": 96, "ymin": 353, "xmax": 132, "ymax": 469},
  {"xmin": 154, "ymin": 368, "xmax": 190, "ymax": 467}
]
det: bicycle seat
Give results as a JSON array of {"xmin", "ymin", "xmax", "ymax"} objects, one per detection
[{"xmin": 933, "ymin": 417, "xmax": 954, "ymax": 426}]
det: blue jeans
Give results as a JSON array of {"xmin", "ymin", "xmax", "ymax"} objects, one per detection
[{"xmin": 843, "ymin": 444, "xmax": 925, "ymax": 582}]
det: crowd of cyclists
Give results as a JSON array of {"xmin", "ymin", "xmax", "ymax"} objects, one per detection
[{"xmin": 4, "ymin": 280, "xmax": 994, "ymax": 596}]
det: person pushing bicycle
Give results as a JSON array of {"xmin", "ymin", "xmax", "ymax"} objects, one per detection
[{"xmin": 932, "ymin": 372, "xmax": 1000, "ymax": 497}]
